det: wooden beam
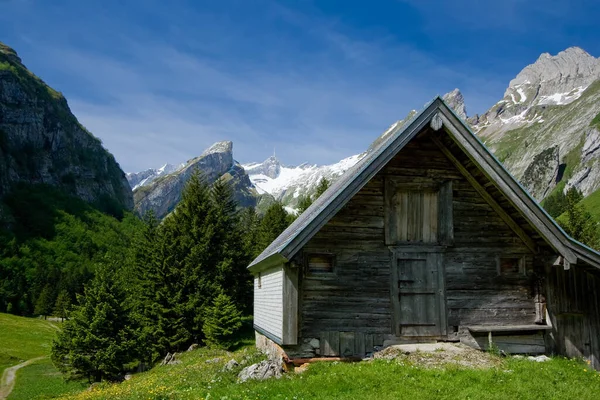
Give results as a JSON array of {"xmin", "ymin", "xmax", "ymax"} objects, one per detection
[
  {"xmin": 431, "ymin": 136, "xmax": 538, "ymax": 254},
  {"xmin": 282, "ymin": 264, "xmax": 299, "ymax": 345}
]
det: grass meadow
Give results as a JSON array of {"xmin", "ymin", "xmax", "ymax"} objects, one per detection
[
  {"xmin": 63, "ymin": 344, "xmax": 600, "ymax": 400},
  {"xmin": 0, "ymin": 313, "xmax": 86, "ymax": 399},
  {"xmin": 2, "ymin": 312, "xmax": 600, "ymax": 399}
]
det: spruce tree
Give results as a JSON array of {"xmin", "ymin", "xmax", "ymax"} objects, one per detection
[
  {"xmin": 543, "ymin": 189, "xmax": 568, "ymax": 218},
  {"xmin": 561, "ymin": 188, "xmax": 599, "ymax": 249},
  {"xmin": 130, "ymin": 211, "xmax": 190, "ymax": 360},
  {"xmin": 255, "ymin": 202, "xmax": 291, "ymax": 255},
  {"xmin": 51, "ymin": 261, "xmax": 136, "ymax": 382},
  {"xmin": 202, "ymin": 292, "xmax": 243, "ymax": 350},
  {"xmin": 239, "ymin": 207, "xmax": 259, "ymax": 258},
  {"xmin": 296, "ymin": 194, "xmax": 313, "ymax": 215},
  {"xmin": 315, "ymin": 177, "xmax": 331, "ymax": 198},
  {"xmin": 159, "ymin": 169, "xmax": 219, "ymax": 343},
  {"xmin": 53, "ymin": 290, "xmax": 71, "ymax": 321},
  {"xmin": 34, "ymin": 285, "xmax": 54, "ymax": 319},
  {"xmin": 129, "ymin": 170, "xmax": 256, "ymax": 358},
  {"xmin": 209, "ymin": 178, "xmax": 252, "ymax": 313}
]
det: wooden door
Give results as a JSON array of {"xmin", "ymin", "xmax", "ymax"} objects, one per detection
[{"xmin": 391, "ymin": 251, "xmax": 447, "ymax": 337}]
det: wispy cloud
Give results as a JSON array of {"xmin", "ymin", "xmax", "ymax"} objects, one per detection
[{"xmin": 3, "ymin": 0, "xmax": 582, "ymax": 172}]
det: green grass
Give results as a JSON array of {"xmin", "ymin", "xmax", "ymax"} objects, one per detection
[
  {"xmin": 0, "ymin": 313, "xmax": 85, "ymax": 399},
  {"xmin": 579, "ymin": 187, "xmax": 600, "ymax": 220},
  {"xmin": 9, "ymin": 358, "xmax": 86, "ymax": 400},
  {"xmin": 62, "ymin": 345, "xmax": 600, "ymax": 400},
  {"xmin": 591, "ymin": 111, "xmax": 600, "ymax": 129},
  {"xmin": 0, "ymin": 313, "xmax": 59, "ymax": 374}
]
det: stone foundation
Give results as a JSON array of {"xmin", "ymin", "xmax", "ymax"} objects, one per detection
[{"xmin": 255, "ymin": 332, "xmax": 320, "ymax": 359}]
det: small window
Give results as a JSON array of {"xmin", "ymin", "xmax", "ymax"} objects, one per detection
[
  {"xmin": 497, "ymin": 256, "xmax": 524, "ymax": 275},
  {"xmin": 257, "ymin": 272, "xmax": 262, "ymax": 289},
  {"xmin": 307, "ymin": 254, "xmax": 334, "ymax": 275}
]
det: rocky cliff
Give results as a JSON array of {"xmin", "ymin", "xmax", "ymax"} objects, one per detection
[
  {"xmin": 131, "ymin": 47, "xmax": 600, "ymax": 214},
  {"xmin": 0, "ymin": 42, "xmax": 132, "ymax": 212},
  {"xmin": 133, "ymin": 141, "xmax": 260, "ymax": 219},
  {"xmin": 471, "ymin": 47, "xmax": 600, "ymax": 201},
  {"xmin": 126, "ymin": 163, "xmax": 185, "ymax": 190}
]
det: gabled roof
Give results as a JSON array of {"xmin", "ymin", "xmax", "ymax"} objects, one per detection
[{"xmin": 248, "ymin": 97, "xmax": 600, "ymax": 272}]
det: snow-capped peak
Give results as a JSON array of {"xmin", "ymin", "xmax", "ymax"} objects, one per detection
[
  {"xmin": 126, "ymin": 163, "xmax": 184, "ymax": 190},
  {"xmin": 242, "ymin": 153, "xmax": 363, "ymax": 201}
]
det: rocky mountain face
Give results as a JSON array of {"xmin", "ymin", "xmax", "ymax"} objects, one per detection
[
  {"xmin": 0, "ymin": 42, "xmax": 133, "ymax": 212},
  {"xmin": 131, "ymin": 102, "xmax": 451, "ymax": 214},
  {"xmin": 132, "ymin": 141, "xmax": 260, "ymax": 219},
  {"xmin": 471, "ymin": 47, "xmax": 600, "ymax": 201},
  {"xmin": 132, "ymin": 47, "xmax": 600, "ymax": 215},
  {"xmin": 127, "ymin": 163, "xmax": 184, "ymax": 190},
  {"xmin": 443, "ymin": 89, "xmax": 467, "ymax": 120}
]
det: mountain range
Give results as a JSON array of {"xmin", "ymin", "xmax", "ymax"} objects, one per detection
[
  {"xmin": 128, "ymin": 46, "xmax": 600, "ymax": 218},
  {"xmin": 3, "ymin": 39, "xmax": 599, "ymax": 221}
]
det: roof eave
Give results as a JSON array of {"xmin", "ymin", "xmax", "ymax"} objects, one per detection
[{"xmin": 248, "ymin": 253, "xmax": 288, "ymax": 273}]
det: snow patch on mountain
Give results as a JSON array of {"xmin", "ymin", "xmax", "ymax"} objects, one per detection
[
  {"xmin": 537, "ymin": 86, "xmax": 587, "ymax": 105},
  {"xmin": 127, "ymin": 163, "xmax": 185, "ymax": 190},
  {"xmin": 243, "ymin": 153, "xmax": 363, "ymax": 201},
  {"xmin": 516, "ymin": 87, "xmax": 527, "ymax": 103}
]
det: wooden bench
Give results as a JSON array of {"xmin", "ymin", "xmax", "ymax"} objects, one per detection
[{"xmin": 462, "ymin": 325, "xmax": 552, "ymax": 354}]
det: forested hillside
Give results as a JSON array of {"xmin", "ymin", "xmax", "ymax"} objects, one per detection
[
  {"xmin": 50, "ymin": 171, "xmax": 294, "ymax": 381},
  {"xmin": 0, "ymin": 184, "xmax": 141, "ymax": 316}
]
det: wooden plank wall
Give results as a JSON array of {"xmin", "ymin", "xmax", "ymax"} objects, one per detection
[
  {"xmin": 300, "ymin": 174, "xmax": 392, "ymax": 338},
  {"xmin": 545, "ymin": 265, "xmax": 600, "ymax": 370},
  {"xmin": 296, "ymin": 130, "xmax": 538, "ymax": 353}
]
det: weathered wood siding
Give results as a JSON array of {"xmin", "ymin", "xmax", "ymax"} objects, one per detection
[
  {"xmin": 300, "ymin": 174, "xmax": 391, "ymax": 338},
  {"xmin": 546, "ymin": 265, "xmax": 600, "ymax": 369},
  {"xmin": 297, "ymin": 130, "xmax": 537, "ymax": 342},
  {"xmin": 254, "ymin": 266, "xmax": 284, "ymax": 342}
]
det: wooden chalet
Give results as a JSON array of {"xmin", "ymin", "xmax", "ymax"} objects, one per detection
[{"xmin": 248, "ymin": 97, "xmax": 600, "ymax": 369}]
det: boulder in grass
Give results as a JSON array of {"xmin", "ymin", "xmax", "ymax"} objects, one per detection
[{"xmin": 238, "ymin": 359, "xmax": 283, "ymax": 382}]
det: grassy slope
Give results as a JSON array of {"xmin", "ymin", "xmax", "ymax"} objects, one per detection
[
  {"xmin": 0, "ymin": 313, "xmax": 58, "ymax": 373},
  {"xmin": 0, "ymin": 313, "xmax": 85, "ymax": 399},
  {"xmin": 10, "ymin": 358, "xmax": 85, "ymax": 400},
  {"xmin": 63, "ymin": 345, "xmax": 600, "ymax": 400},
  {"xmin": 580, "ymin": 187, "xmax": 600, "ymax": 219},
  {"xmin": 489, "ymin": 80, "xmax": 600, "ymax": 182}
]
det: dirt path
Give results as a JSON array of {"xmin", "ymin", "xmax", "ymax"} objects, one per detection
[{"xmin": 0, "ymin": 356, "xmax": 46, "ymax": 399}]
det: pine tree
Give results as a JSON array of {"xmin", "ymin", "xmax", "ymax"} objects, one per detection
[
  {"xmin": 130, "ymin": 211, "xmax": 190, "ymax": 361},
  {"xmin": 561, "ymin": 188, "xmax": 599, "ymax": 249},
  {"xmin": 165, "ymin": 169, "xmax": 219, "ymax": 339},
  {"xmin": 53, "ymin": 290, "xmax": 72, "ymax": 321},
  {"xmin": 543, "ymin": 189, "xmax": 568, "ymax": 217},
  {"xmin": 129, "ymin": 170, "xmax": 256, "ymax": 358},
  {"xmin": 255, "ymin": 202, "xmax": 291, "ymax": 255},
  {"xmin": 209, "ymin": 179, "xmax": 252, "ymax": 313},
  {"xmin": 296, "ymin": 194, "xmax": 313, "ymax": 215},
  {"xmin": 202, "ymin": 292, "xmax": 243, "ymax": 350},
  {"xmin": 34, "ymin": 285, "xmax": 54, "ymax": 319},
  {"xmin": 315, "ymin": 177, "xmax": 331, "ymax": 198},
  {"xmin": 239, "ymin": 207, "xmax": 259, "ymax": 258},
  {"xmin": 51, "ymin": 261, "xmax": 136, "ymax": 382}
]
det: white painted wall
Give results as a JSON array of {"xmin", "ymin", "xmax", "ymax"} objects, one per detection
[{"xmin": 253, "ymin": 266, "xmax": 284, "ymax": 341}]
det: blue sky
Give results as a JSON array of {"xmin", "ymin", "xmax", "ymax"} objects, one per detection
[{"xmin": 1, "ymin": 0, "xmax": 599, "ymax": 172}]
